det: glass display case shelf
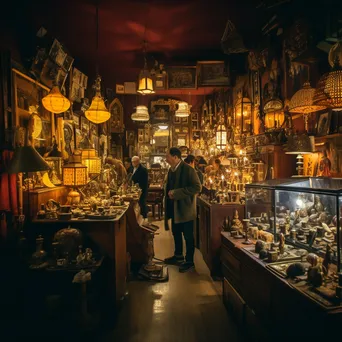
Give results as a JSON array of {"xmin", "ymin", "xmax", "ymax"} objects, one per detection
[{"xmin": 246, "ymin": 177, "xmax": 342, "ymax": 273}]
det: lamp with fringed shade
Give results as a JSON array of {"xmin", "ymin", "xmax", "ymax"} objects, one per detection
[
  {"xmin": 85, "ymin": 76, "xmax": 111, "ymax": 124},
  {"xmin": 42, "ymin": 86, "xmax": 70, "ymax": 114},
  {"xmin": 313, "ymin": 58, "xmax": 342, "ymax": 111},
  {"xmin": 289, "ymin": 81, "xmax": 326, "ymax": 114}
]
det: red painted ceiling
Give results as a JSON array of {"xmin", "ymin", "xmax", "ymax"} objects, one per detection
[{"xmin": 3, "ymin": 0, "xmax": 312, "ymax": 87}]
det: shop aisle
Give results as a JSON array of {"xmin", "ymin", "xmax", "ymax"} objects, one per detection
[{"xmin": 102, "ymin": 220, "xmax": 243, "ymax": 342}]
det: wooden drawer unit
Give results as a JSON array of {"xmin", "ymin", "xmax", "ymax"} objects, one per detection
[
  {"xmin": 223, "ymin": 278, "xmax": 245, "ymax": 327},
  {"xmin": 221, "ymin": 244, "xmax": 241, "ymax": 290}
]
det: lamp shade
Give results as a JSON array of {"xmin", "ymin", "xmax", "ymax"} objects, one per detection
[
  {"xmin": 42, "ymin": 86, "xmax": 71, "ymax": 114},
  {"xmin": 131, "ymin": 105, "xmax": 150, "ymax": 122},
  {"xmin": 62, "ymin": 155, "xmax": 87, "ymax": 186},
  {"xmin": 81, "ymin": 149, "xmax": 101, "ymax": 175},
  {"xmin": 175, "ymin": 102, "xmax": 189, "ymax": 117},
  {"xmin": 289, "ymin": 81, "xmax": 326, "ymax": 113},
  {"xmin": 215, "ymin": 124, "xmax": 227, "ymax": 150},
  {"xmin": 285, "ymin": 133, "xmax": 314, "ymax": 155},
  {"xmin": 137, "ymin": 69, "xmax": 155, "ymax": 95},
  {"xmin": 8, "ymin": 146, "xmax": 50, "ymax": 174},
  {"xmin": 85, "ymin": 95, "xmax": 111, "ymax": 124}
]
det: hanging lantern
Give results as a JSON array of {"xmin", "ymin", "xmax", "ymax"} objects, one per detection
[
  {"xmin": 131, "ymin": 105, "xmax": 150, "ymax": 122},
  {"xmin": 85, "ymin": 76, "xmax": 111, "ymax": 124},
  {"xmin": 42, "ymin": 86, "xmax": 70, "ymax": 114},
  {"xmin": 216, "ymin": 122, "xmax": 227, "ymax": 150},
  {"xmin": 175, "ymin": 102, "xmax": 189, "ymax": 117},
  {"xmin": 137, "ymin": 68, "xmax": 155, "ymax": 95},
  {"xmin": 263, "ymin": 99, "xmax": 284, "ymax": 130},
  {"xmin": 323, "ymin": 59, "xmax": 342, "ymax": 110},
  {"xmin": 81, "ymin": 149, "xmax": 101, "ymax": 175},
  {"xmin": 234, "ymin": 95, "xmax": 252, "ymax": 133},
  {"xmin": 289, "ymin": 81, "xmax": 326, "ymax": 114}
]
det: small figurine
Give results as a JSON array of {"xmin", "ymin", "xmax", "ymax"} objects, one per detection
[
  {"xmin": 318, "ymin": 150, "xmax": 331, "ymax": 177},
  {"xmin": 231, "ymin": 210, "xmax": 243, "ymax": 233},
  {"xmin": 322, "ymin": 244, "xmax": 333, "ymax": 276},
  {"xmin": 76, "ymin": 245, "xmax": 85, "ymax": 265},
  {"xmin": 84, "ymin": 248, "xmax": 93, "ymax": 264}
]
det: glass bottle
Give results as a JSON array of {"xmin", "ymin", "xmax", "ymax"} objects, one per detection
[{"xmin": 31, "ymin": 235, "xmax": 47, "ymax": 265}]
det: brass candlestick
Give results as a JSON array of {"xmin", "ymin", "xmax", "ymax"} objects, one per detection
[{"xmin": 242, "ymin": 219, "xmax": 252, "ymax": 245}]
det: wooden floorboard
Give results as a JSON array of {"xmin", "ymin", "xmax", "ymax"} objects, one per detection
[{"xmin": 102, "ymin": 220, "xmax": 243, "ymax": 342}]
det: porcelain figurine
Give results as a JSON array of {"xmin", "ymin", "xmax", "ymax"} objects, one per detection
[
  {"xmin": 322, "ymin": 244, "xmax": 333, "ymax": 276},
  {"xmin": 318, "ymin": 150, "xmax": 331, "ymax": 177}
]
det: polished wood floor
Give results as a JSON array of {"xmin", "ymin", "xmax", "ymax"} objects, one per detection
[{"xmin": 102, "ymin": 220, "xmax": 243, "ymax": 342}]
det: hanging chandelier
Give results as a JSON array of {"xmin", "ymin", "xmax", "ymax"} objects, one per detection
[
  {"xmin": 137, "ymin": 41, "xmax": 155, "ymax": 95},
  {"xmin": 289, "ymin": 81, "xmax": 326, "ymax": 114},
  {"xmin": 85, "ymin": 76, "xmax": 111, "ymax": 124},
  {"xmin": 42, "ymin": 84, "xmax": 70, "ymax": 114},
  {"xmin": 131, "ymin": 105, "xmax": 150, "ymax": 122},
  {"xmin": 175, "ymin": 101, "xmax": 189, "ymax": 117}
]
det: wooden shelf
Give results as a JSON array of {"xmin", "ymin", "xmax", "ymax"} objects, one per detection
[{"xmin": 315, "ymin": 133, "xmax": 342, "ymax": 140}]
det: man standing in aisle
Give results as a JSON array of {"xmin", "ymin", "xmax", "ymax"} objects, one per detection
[
  {"xmin": 184, "ymin": 154, "xmax": 204, "ymax": 184},
  {"xmin": 164, "ymin": 147, "xmax": 202, "ymax": 272},
  {"xmin": 131, "ymin": 156, "xmax": 149, "ymax": 220}
]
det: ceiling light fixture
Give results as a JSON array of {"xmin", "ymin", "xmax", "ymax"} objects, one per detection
[
  {"xmin": 42, "ymin": 83, "xmax": 70, "ymax": 114},
  {"xmin": 137, "ymin": 40, "xmax": 155, "ymax": 95},
  {"xmin": 85, "ymin": 3, "xmax": 110, "ymax": 124},
  {"xmin": 131, "ymin": 105, "xmax": 150, "ymax": 122}
]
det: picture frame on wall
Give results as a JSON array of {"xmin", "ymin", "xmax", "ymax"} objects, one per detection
[
  {"xmin": 167, "ymin": 66, "xmax": 197, "ymax": 89},
  {"xmin": 197, "ymin": 61, "xmax": 229, "ymax": 86},
  {"xmin": 126, "ymin": 130, "xmax": 135, "ymax": 145},
  {"xmin": 154, "ymin": 74, "xmax": 167, "ymax": 90},
  {"xmin": 316, "ymin": 111, "xmax": 331, "ymax": 137}
]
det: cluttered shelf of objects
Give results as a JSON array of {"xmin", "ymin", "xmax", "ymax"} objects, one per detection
[{"xmin": 222, "ymin": 177, "xmax": 342, "ymax": 310}]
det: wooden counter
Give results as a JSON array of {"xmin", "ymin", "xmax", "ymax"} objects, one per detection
[
  {"xmin": 197, "ymin": 197, "xmax": 244, "ymax": 277},
  {"xmin": 221, "ymin": 232, "xmax": 342, "ymax": 341},
  {"xmin": 30, "ymin": 207, "xmax": 128, "ymax": 307}
]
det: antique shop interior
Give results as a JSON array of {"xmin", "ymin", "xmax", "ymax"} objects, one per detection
[{"xmin": 1, "ymin": 1, "xmax": 342, "ymax": 341}]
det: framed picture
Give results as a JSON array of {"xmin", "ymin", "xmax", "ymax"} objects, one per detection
[
  {"xmin": 167, "ymin": 66, "xmax": 197, "ymax": 89},
  {"xmin": 150, "ymin": 99, "xmax": 173, "ymax": 123},
  {"xmin": 124, "ymin": 82, "xmax": 137, "ymax": 94},
  {"xmin": 197, "ymin": 61, "xmax": 229, "ymax": 86},
  {"xmin": 154, "ymin": 74, "xmax": 167, "ymax": 90},
  {"xmin": 181, "ymin": 117, "xmax": 188, "ymax": 124},
  {"xmin": 81, "ymin": 116, "xmax": 89, "ymax": 134},
  {"xmin": 126, "ymin": 130, "xmax": 135, "ymax": 145},
  {"xmin": 316, "ymin": 111, "xmax": 331, "ymax": 137},
  {"xmin": 109, "ymin": 98, "xmax": 124, "ymax": 133},
  {"xmin": 116, "ymin": 84, "xmax": 124, "ymax": 94},
  {"xmin": 191, "ymin": 112, "xmax": 198, "ymax": 121}
]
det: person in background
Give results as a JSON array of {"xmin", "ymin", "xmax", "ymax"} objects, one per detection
[
  {"xmin": 124, "ymin": 157, "xmax": 134, "ymax": 175},
  {"xmin": 195, "ymin": 155, "xmax": 207, "ymax": 173},
  {"xmin": 164, "ymin": 147, "xmax": 202, "ymax": 273},
  {"xmin": 131, "ymin": 156, "xmax": 149, "ymax": 219},
  {"xmin": 184, "ymin": 154, "xmax": 204, "ymax": 184}
]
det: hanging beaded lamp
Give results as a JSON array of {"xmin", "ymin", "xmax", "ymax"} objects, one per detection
[{"xmin": 42, "ymin": 84, "xmax": 70, "ymax": 114}]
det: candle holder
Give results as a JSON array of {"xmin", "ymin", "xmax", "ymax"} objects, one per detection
[{"xmin": 242, "ymin": 219, "xmax": 252, "ymax": 245}]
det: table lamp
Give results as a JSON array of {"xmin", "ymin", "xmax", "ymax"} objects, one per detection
[
  {"xmin": 62, "ymin": 154, "xmax": 88, "ymax": 205},
  {"xmin": 81, "ymin": 149, "xmax": 101, "ymax": 177}
]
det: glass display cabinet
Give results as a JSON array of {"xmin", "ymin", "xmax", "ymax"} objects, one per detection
[
  {"xmin": 245, "ymin": 179, "xmax": 294, "ymax": 237},
  {"xmin": 275, "ymin": 178, "xmax": 342, "ymax": 267}
]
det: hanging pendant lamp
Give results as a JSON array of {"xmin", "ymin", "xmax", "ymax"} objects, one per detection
[
  {"xmin": 137, "ymin": 41, "xmax": 155, "ymax": 95},
  {"xmin": 175, "ymin": 102, "xmax": 189, "ymax": 117},
  {"xmin": 131, "ymin": 105, "xmax": 150, "ymax": 122},
  {"xmin": 42, "ymin": 85, "xmax": 70, "ymax": 114},
  {"xmin": 289, "ymin": 81, "xmax": 326, "ymax": 114},
  {"xmin": 85, "ymin": 76, "xmax": 111, "ymax": 124}
]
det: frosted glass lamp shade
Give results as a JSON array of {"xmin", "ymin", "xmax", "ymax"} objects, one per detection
[
  {"xmin": 42, "ymin": 86, "xmax": 71, "ymax": 114},
  {"xmin": 131, "ymin": 105, "xmax": 150, "ymax": 122},
  {"xmin": 216, "ymin": 124, "xmax": 227, "ymax": 150},
  {"xmin": 85, "ymin": 95, "xmax": 111, "ymax": 124},
  {"xmin": 175, "ymin": 102, "xmax": 189, "ymax": 117},
  {"xmin": 137, "ymin": 69, "xmax": 155, "ymax": 95}
]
